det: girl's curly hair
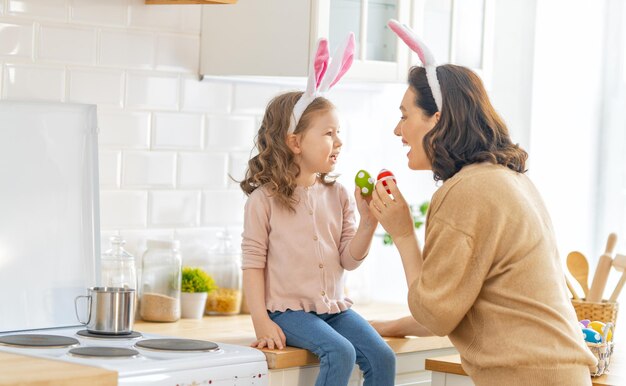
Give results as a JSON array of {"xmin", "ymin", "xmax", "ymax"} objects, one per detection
[
  {"xmin": 408, "ymin": 64, "xmax": 528, "ymax": 181},
  {"xmin": 240, "ymin": 91, "xmax": 336, "ymax": 211}
]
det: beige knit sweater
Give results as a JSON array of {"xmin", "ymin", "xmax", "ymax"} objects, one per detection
[{"xmin": 409, "ymin": 163, "xmax": 597, "ymax": 386}]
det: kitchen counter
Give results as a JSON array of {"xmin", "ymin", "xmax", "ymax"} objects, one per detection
[
  {"xmin": 134, "ymin": 302, "xmax": 454, "ymax": 369},
  {"xmin": 425, "ymin": 346, "xmax": 625, "ymax": 385},
  {"xmin": 0, "ymin": 303, "xmax": 454, "ymax": 385}
]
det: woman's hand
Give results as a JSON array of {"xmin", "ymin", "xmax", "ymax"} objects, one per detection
[
  {"xmin": 370, "ymin": 178, "xmax": 414, "ymax": 243},
  {"xmin": 251, "ymin": 317, "xmax": 287, "ymax": 350}
]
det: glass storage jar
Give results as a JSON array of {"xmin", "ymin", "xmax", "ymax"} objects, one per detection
[
  {"xmin": 139, "ymin": 239, "xmax": 182, "ymax": 322},
  {"xmin": 101, "ymin": 236, "xmax": 137, "ymax": 290},
  {"xmin": 204, "ymin": 231, "xmax": 243, "ymax": 315}
]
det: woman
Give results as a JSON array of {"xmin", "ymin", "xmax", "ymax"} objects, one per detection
[{"xmin": 368, "ymin": 22, "xmax": 597, "ymax": 386}]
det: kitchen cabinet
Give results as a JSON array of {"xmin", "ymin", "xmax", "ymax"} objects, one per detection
[
  {"xmin": 200, "ymin": 0, "xmax": 493, "ymax": 83},
  {"xmin": 200, "ymin": 0, "xmax": 412, "ymax": 82}
]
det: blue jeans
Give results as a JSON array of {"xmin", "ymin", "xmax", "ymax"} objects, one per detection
[{"xmin": 269, "ymin": 309, "xmax": 396, "ymax": 386}]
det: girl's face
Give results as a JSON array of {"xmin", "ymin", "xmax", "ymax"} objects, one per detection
[
  {"xmin": 293, "ymin": 108, "xmax": 342, "ymax": 182},
  {"xmin": 394, "ymin": 87, "xmax": 439, "ymax": 170}
]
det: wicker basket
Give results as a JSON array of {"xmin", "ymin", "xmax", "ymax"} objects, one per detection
[
  {"xmin": 571, "ymin": 299, "xmax": 619, "ymax": 326},
  {"xmin": 588, "ymin": 341, "xmax": 614, "ymax": 377},
  {"xmin": 587, "ymin": 323, "xmax": 615, "ymax": 377}
]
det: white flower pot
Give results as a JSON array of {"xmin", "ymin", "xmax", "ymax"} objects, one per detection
[{"xmin": 180, "ymin": 292, "xmax": 208, "ymax": 319}]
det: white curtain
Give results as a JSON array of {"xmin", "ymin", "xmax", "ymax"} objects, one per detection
[{"xmin": 596, "ymin": 0, "xmax": 626, "ymax": 252}]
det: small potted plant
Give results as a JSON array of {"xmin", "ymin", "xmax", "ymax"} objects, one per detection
[{"xmin": 180, "ymin": 267, "xmax": 217, "ymax": 319}]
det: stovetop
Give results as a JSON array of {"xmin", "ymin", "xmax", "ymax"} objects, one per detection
[{"xmin": 0, "ymin": 327, "xmax": 267, "ymax": 378}]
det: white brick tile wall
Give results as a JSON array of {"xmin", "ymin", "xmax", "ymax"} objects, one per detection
[
  {"xmin": 100, "ymin": 190, "xmax": 148, "ymax": 229},
  {"xmin": 178, "ymin": 152, "xmax": 227, "ymax": 188},
  {"xmin": 98, "ymin": 110, "xmax": 151, "ymax": 149},
  {"xmin": 181, "ymin": 77, "xmax": 231, "ymax": 113},
  {"xmin": 155, "ymin": 34, "xmax": 199, "ymax": 73},
  {"xmin": 118, "ymin": 228, "xmax": 175, "ymax": 264},
  {"xmin": 232, "ymin": 83, "xmax": 280, "ymax": 114},
  {"xmin": 2, "ymin": 63, "xmax": 65, "ymax": 101},
  {"xmin": 206, "ymin": 116, "xmax": 256, "ymax": 151},
  {"xmin": 68, "ymin": 68, "xmax": 124, "ymax": 106},
  {"xmin": 152, "ymin": 112, "xmax": 203, "ymax": 150},
  {"xmin": 99, "ymin": 150, "xmax": 120, "ymax": 188},
  {"xmin": 128, "ymin": 0, "xmax": 183, "ymax": 31},
  {"xmin": 38, "ymin": 24, "xmax": 96, "ymax": 65},
  {"xmin": 0, "ymin": 4, "xmax": 422, "ymax": 303},
  {"xmin": 7, "ymin": 0, "xmax": 68, "ymax": 21},
  {"xmin": 69, "ymin": 0, "xmax": 129, "ymax": 26},
  {"xmin": 149, "ymin": 190, "xmax": 200, "ymax": 227},
  {"xmin": 0, "ymin": 21, "xmax": 34, "ymax": 58},
  {"xmin": 201, "ymin": 190, "xmax": 247, "ymax": 226},
  {"xmin": 122, "ymin": 151, "xmax": 176, "ymax": 188},
  {"xmin": 99, "ymin": 30, "xmax": 155, "ymax": 70},
  {"xmin": 126, "ymin": 71, "xmax": 179, "ymax": 110}
]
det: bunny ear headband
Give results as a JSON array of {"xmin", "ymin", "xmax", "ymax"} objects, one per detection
[
  {"xmin": 388, "ymin": 19, "xmax": 442, "ymax": 112},
  {"xmin": 287, "ymin": 33, "xmax": 356, "ymax": 134}
]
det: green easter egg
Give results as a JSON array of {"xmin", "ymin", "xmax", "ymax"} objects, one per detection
[{"xmin": 355, "ymin": 169, "xmax": 375, "ymax": 196}]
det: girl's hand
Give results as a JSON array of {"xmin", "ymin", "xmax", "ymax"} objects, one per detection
[
  {"xmin": 369, "ymin": 179, "xmax": 414, "ymax": 242},
  {"xmin": 251, "ymin": 317, "xmax": 287, "ymax": 350},
  {"xmin": 354, "ymin": 186, "xmax": 378, "ymax": 227}
]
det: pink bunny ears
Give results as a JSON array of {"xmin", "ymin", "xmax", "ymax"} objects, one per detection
[
  {"xmin": 287, "ymin": 33, "xmax": 355, "ymax": 134},
  {"xmin": 388, "ymin": 19, "xmax": 442, "ymax": 112}
]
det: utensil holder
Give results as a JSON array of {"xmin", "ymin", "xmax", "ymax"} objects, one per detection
[{"xmin": 571, "ymin": 298, "xmax": 619, "ymax": 326}]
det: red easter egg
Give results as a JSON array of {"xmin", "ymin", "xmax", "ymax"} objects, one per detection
[{"xmin": 377, "ymin": 169, "xmax": 396, "ymax": 194}]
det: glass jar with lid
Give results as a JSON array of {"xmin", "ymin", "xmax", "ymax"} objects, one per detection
[
  {"xmin": 204, "ymin": 231, "xmax": 243, "ymax": 315},
  {"xmin": 139, "ymin": 239, "xmax": 182, "ymax": 322},
  {"xmin": 101, "ymin": 236, "xmax": 137, "ymax": 290}
]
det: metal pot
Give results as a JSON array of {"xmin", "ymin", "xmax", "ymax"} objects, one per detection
[{"xmin": 74, "ymin": 287, "xmax": 135, "ymax": 335}]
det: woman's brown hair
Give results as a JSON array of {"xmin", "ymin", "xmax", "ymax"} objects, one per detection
[
  {"xmin": 239, "ymin": 91, "xmax": 336, "ymax": 211},
  {"xmin": 408, "ymin": 64, "xmax": 528, "ymax": 182}
]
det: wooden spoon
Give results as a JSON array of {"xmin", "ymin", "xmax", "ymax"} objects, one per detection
[{"xmin": 567, "ymin": 251, "xmax": 590, "ymax": 297}]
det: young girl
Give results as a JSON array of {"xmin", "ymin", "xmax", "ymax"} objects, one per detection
[{"xmin": 240, "ymin": 35, "xmax": 396, "ymax": 386}]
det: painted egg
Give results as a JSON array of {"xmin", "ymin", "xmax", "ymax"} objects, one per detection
[
  {"xmin": 588, "ymin": 321, "xmax": 612, "ymax": 341},
  {"xmin": 581, "ymin": 327, "xmax": 602, "ymax": 343},
  {"xmin": 579, "ymin": 319, "xmax": 590, "ymax": 328},
  {"xmin": 355, "ymin": 169, "xmax": 375, "ymax": 196},
  {"xmin": 377, "ymin": 169, "xmax": 396, "ymax": 194}
]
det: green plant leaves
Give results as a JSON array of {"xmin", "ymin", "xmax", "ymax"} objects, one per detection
[{"xmin": 181, "ymin": 267, "xmax": 217, "ymax": 293}]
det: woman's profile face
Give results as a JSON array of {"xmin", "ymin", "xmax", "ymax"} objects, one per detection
[{"xmin": 394, "ymin": 86, "xmax": 439, "ymax": 170}]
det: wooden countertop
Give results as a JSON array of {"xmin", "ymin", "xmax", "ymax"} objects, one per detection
[
  {"xmin": 134, "ymin": 302, "xmax": 454, "ymax": 369},
  {"xmin": 425, "ymin": 347, "xmax": 625, "ymax": 385}
]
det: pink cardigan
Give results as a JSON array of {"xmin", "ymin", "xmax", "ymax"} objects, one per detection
[{"xmin": 241, "ymin": 180, "xmax": 363, "ymax": 314}]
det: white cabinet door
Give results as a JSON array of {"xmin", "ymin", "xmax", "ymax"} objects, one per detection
[{"xmin": 200, "ymin": 0, "xmax": 412, "ymax": 81}]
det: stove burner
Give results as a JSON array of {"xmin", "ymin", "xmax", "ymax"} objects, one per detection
[
  {"xmin": 135, "ymin": 338, "xmax": 219, "ymax": 352},
  {"xmin": 76, "ymin": 330, "xmax": 142, "ymax": 339},
  {"xmin": 69, "ymin": 346, "xmax": 139, "ymax": 358},
  {"xmin": 0, "ymin": 334, "xmax": 79, "ymax": 348}
]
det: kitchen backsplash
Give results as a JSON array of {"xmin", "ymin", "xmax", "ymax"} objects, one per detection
[{"xmin": 0, "ymin": 1, "xmax": 437, "ymax": 302}]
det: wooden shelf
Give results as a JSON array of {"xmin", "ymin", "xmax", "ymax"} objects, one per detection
[{"xmin": 146, "ymin": 0, "xmax": 237, "ymax": 4}]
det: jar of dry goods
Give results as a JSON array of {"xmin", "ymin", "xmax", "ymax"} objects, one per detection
[
  {"xmin": 139, "ymin": 239, "xmax": 181, "ymax": 322},
  {"xmin": 204, "ymin": 231, "xmax": 242, "ymax": 315},
  {"xmin": 101, "ymin": 236, "xmax": 137, "ymax": 291}
]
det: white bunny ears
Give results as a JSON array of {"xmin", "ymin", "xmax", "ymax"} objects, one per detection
[
  {"xmin": 388, "ymin": 19, "xmax": 442, "ymax": 112},
  {"xmin": 287, "ymin": 33, "xmax": 356, "ymax": 134}
]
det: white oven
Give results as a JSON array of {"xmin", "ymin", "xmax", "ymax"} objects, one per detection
[{"xmin": 0, "ymin": 101, "xmax": 268, "ymax": 385}]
